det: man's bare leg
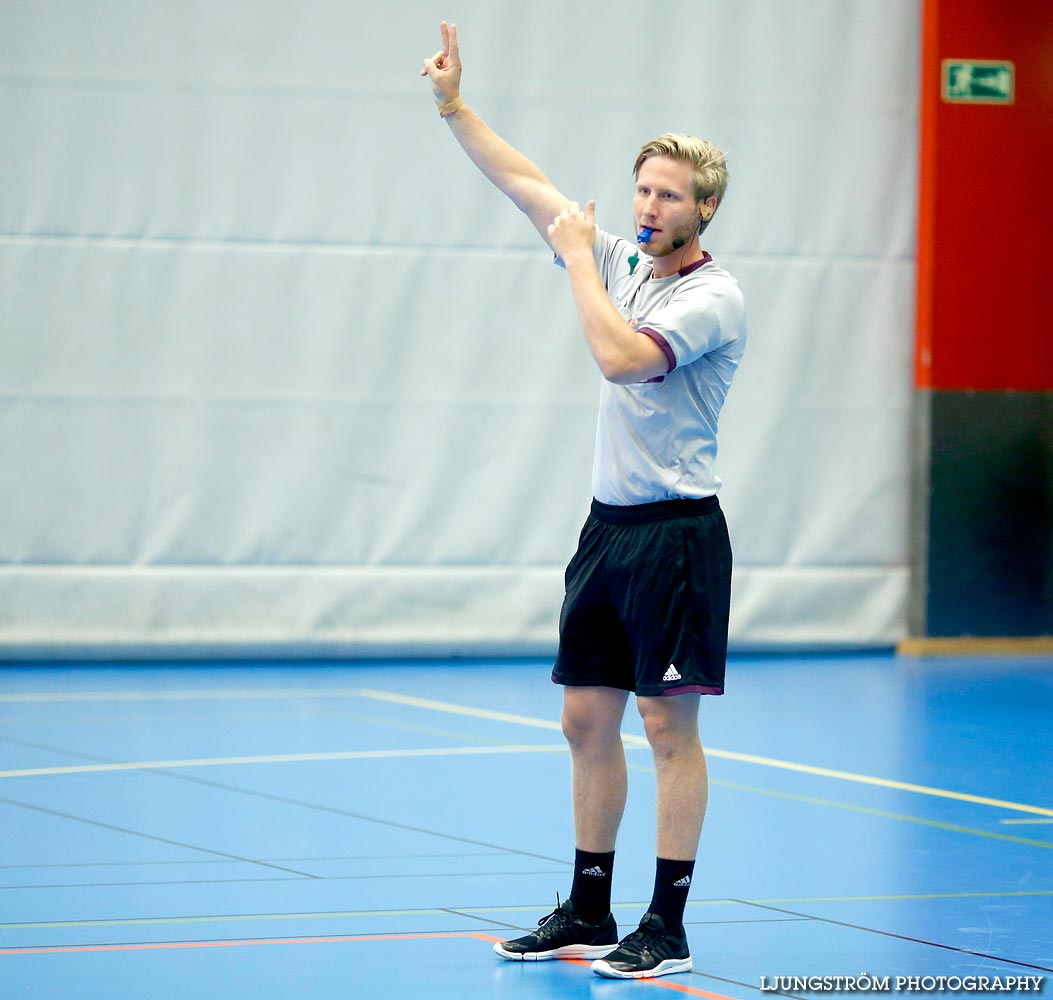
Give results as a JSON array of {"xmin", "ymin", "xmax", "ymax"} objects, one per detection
[
  {"xmin": 561, "ymin": 686, "xmax": 631, "ymax": 852},
  {"xmin": 590, "ymin": 693, "xmax": 703, "ymax": 979},
  {"xmin": 492, "ymin": 685, "xmax": 628, "ymax": 960},
  {"xmin": 638, "ymin": 693, "xmax": 707, "ymax": 859}
]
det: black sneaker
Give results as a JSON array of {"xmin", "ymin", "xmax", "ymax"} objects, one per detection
[
  {"xmin": 591, "ymin": 912, "xmax": 692, "ymax": 979},
  {"xmin": 492, "ymin": 898, "xmax": 618, "ymax": 961}
]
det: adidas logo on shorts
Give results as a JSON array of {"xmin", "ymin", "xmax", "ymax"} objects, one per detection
[
  {"xmin": 581, "ymin": 866, "xmax": 607, "ymax": 877},
  {"xmin": 673, "ymin": 875, "xmax": 692, "ymax": 888},
  {"xmin": 663, "ymin": 664, "xmax": 683, "ymax": 682}
]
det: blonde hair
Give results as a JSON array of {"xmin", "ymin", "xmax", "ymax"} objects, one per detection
[{"xmin": 633, "ymin": 133, "xmax": 729, "ymax": 207}]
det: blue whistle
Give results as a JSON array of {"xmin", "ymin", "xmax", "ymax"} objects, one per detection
[{"xmin": 637, "ymin": 226, "xmax": 656, "ymax": 245}]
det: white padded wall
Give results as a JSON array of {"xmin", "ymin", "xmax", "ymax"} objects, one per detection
[{"xmin": 0, "ymin": 1, "xmax": 919, "ymax": 655}]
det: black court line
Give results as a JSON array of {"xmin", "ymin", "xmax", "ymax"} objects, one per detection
[
  {"xmin": 454, "ymin": 900, "xmax": 810, "ymax": 1000},
  {"xmin": 0, "ymin": 877, "xmax": 302, "ymax": 891},
  {"xmin": 0, "ymin": 923, "xmax": 807, "ymax": 986},
  {"xmin": 734, "ymin": 900, "xmax": 1053, "ymax": 974},
  {"xmin": 146, "ymin": 767, "xmax": 574, "ymax": 866},
  {"xmin": 439, "ymin": 908, "xmax": 533, "ymax": 933},
  {"xmin": 0, "ymin": 733, "xmax": 572, "ymax": 866},
  {"xmin": 0, "ymin": 869, "xmax": 569, "ymax": 892},
  {"xmin": 0, "ymin": 903, "xmax": 566, "ymax": 931},
  {"xmin": 0, "ymin": 796, "xmax": 319, "ymax": 879},
  {"xmin": 0, "ymin": 851, "xmax": 512, "ymax": 871},
  {"xmin": 0, "ymin": 852, "xmax": 512, "ymax": 872},
  {"xmin": 0, "ymin": 903, "xmax": 812, "ymax": 934},
  {"xmin": 0, "ymin": 927, "xmax": 523, "ymax": 953},
  {"xmin": 442, "ymin": 906, "xmax": 811, "ymax": 936},
  {"xmin": 0, "ymin": 735, "xmax": 138, "ymax": 763}
]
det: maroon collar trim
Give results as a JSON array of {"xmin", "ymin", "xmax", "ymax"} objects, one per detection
[{"xmin": 678, "ymin": 252, "xmax": 713, "ymax": 278}]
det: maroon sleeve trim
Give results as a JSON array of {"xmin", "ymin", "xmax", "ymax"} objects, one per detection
[{"xmin": 637, "ymin": 326, "xmax": 677, "ymax": 374}]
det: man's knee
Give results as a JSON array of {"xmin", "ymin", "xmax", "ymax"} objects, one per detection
[
  {"xmin": 638, "ymin": 696, "xmax": 701, "ymax": 761},
  {"xmin": 561, "ymin": 688, "xmax": 627, "ymax": 750}
]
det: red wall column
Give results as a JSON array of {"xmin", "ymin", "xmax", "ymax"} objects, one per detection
[{"xmin": 916, "ymin": 0, "xmax": 1053, "ymax": 391}]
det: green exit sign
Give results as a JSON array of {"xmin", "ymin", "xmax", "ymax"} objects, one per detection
[{"xmin": 942, "ymin": 60, "xmax": 1015, "ymax": 104}]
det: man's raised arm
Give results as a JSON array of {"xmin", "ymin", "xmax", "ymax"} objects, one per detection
[{"xmin": 421, "ymin": 21, "xmax": 570, "ymax": 249}]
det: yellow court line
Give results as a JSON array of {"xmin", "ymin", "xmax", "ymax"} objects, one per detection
[{"xmin": 356, "ymin": 689, "xmax": 1053, "ymax": 819}]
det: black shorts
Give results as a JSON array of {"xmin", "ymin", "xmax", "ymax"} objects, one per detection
[{"xmin": 552, "ymin": 496, "xmax": 732, "ymax": 697}]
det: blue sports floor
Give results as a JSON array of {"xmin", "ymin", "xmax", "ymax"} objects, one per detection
[{"xmin": 0, "ymin": 652, "xmax": 1051, "ymax": 998}]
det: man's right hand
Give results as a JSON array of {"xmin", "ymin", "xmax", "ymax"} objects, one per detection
[
  {"xmin": 421, "ymin": 21, "xmax": 462, "ymax": 108},
  {"xmin": 419, "ymin": 21, "xmax": 569, "ymax": 249}
]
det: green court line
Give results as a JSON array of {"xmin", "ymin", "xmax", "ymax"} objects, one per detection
[
  {"xmin": 707, "ymin": 779, "xmax": 1053, "ymax": 849},
  {"xmin": 3, "ymin": 890, "xmax": 1051, "ymax": 932},
  {"xmin": 621, "ymin": 761, "xmax": 1053, "ymax": 850},
  {"xmin": 0, "ymin": 909, "xmax": 445, "ymax": 931}
]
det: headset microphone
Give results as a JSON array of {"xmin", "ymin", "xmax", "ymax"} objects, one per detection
[{"xmin": 673, "ymin": 212, "xmax": 709, "ymax": 250}]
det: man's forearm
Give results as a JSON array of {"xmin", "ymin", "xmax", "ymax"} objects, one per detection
[
  {"xmin": 443, "ymin": 105, "xmax": 546, "ymax": 209},
  {"xmin": 561, "ymin": 252, "xmax": 670, "ymax": 385},
  {"xmin": 440, "ymin": 104, "xmax": 567, "ymax": 243}
]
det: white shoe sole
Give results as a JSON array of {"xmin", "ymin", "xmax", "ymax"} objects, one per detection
[
  {"xmin": 591, "ymin": 955, "xmax": 693, "ymax": 979},
  {"xmin": 493, "ymin": 941, "xmax": 619, "ymax": 961}
]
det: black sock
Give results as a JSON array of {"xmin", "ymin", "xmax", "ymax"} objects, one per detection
[
  {"xmin": 568, "ymin": 848, "xmax": 615, "ymax": 922},
  {"xmin": 647, "ymin": 857, "xmax": 695, "ymax": 932}
]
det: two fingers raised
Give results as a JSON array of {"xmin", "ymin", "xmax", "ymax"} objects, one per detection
[{"xmin": 421, "ymin": 21, "xmax": 459, "ymax": 77}]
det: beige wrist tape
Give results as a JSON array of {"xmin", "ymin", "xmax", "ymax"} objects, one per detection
[{"xmin": 438, "ymin": 96, "xmax": 464, "ymax": 119}]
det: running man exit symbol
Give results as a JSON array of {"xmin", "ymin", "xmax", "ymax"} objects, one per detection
[{"xmin": 942, "ymin": 60, "xmax": 1014, "ymax": 104}]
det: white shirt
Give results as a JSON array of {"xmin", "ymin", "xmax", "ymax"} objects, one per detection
[{"xmin": 588, "ymin": 228, "xmax": 746, "ymax": 505}]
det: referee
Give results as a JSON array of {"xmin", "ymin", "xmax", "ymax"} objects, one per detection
[{"xmin": 422, "ymin": 21, "xmax": 746, "ymax": 980}]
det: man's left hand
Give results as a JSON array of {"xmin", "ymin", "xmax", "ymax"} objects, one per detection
[{"xmin": 548, "ymin": 200, "xmax": 596, "ymax": 261}]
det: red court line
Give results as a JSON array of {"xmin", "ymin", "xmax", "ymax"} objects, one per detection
[
  {"xmin": 0, "ymin": 930, "xmax": 497, "ymax": 956},
  {"xmin": 2, "ymin": 930, "xmax": 742, "ymax": 997},
  {"xmin": 560, "ymin": 956, "xmax": 739, "ymax": 998}
]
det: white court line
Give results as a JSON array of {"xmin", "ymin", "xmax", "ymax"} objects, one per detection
[
  {"xmin": 356, "ymin": 688, "xmax": 657, "ymax": 744},
  {"xmin": 0, "ymin": 688, "xmax": 370, "ymax": 704},
  {"xmin": 4, "ymin": 684, "xmax": 1051, "ymax": 818},
  {"xmin": 0, "ymin": 744, "xmax": 575, "ymax": 779}
]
